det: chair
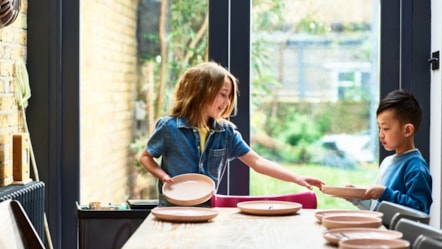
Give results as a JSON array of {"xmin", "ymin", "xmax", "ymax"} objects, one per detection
[
  {"xmin": 210, "ymin": 191, "xmax": 317, "ymax": 208},
  {"xmin": 413, "ymin": 234, "xmax": 442, "ymax": 249},
  {"xmin": 393, "ymin": 218, "xmax": 442, "ymax": 248},
  {"xmin": 0, "ymin": 199, "xmax": 46, "ymax": 249},
  {"xmin": 376, "ymin": 201, "xmax": 430, "ymax": 229}
]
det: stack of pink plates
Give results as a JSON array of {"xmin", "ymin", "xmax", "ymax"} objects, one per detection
[{"xmin": 162, "ymin": 173, "xmax": 215, "ymax": 206}]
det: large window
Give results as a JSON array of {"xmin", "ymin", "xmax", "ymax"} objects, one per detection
[
  {"xmin": 26, "ymin": 0, "xmax": 432, "ymax": 248},
  {"xmin": 248, "ymin": 0, "xmax": 380, "ymax": 209}
]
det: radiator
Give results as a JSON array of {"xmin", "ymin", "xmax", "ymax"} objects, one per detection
[{"xmin": 0, "ymin": 181, "xmax": 45, "ymax": 243}]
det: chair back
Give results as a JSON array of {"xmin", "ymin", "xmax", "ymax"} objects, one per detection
[
  {"xmin": 413, "ymin": 234, "xmax": 442, "ymax": 249},
  {"xmin": 0, "ymin": 199, "xmax": 46, "ymax": 249},
  {"xmin": 210, "ymin": 191, "xmax": 317, "ymax": 208},
  {"xmin": 393, "ymin": 218, "xmax": 442, "ymax": 247},
  {"xmin": 376, "ymin": 201, "xmax": 430, "ymax": 229}
]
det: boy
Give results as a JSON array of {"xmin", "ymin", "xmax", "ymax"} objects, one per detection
[{"xmin": 348, "ymin": 89, "xmax": 432, "ymax": 213}]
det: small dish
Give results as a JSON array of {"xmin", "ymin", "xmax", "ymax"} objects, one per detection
[
  {"xmin": 162, "ymin": 173, "xmax": 215, "ymax": 206},
  {"xmin": 315, "ymin": 210, "xmax": 383, "ymax": 223},
  {"xmin": 322, "ymin": 186, "xmax": 367, "ymax": 199},
  {"xmin": 151, "ymin": 207, "xmax": 218, "ymax": 222},
  {"xmin": 322, "ymin": 215, "xmax": 382, "ymax": 229},
  {"xmin": 237, "ymin": 200, "xmax": 302, "ymax": 216},
  {"xmin": 323, "ymin": 227, "xmax": 403, "ymax": 245},
  {"xmin": 339, "ymin": 238, "xmax": 410, "ymax": 249}
]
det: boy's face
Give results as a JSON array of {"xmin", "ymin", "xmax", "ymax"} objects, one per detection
[{"xmin": 377, "ymin": 109, "xmax": 414, "ymax": 154}]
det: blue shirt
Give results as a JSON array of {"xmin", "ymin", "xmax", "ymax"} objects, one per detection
[
  {"xmin": 377, "ymin": 149, "xmax": 432, "ymax": 213},
  {"xmin": 351, "ymin": 149, "xmax": 433, "ymax": 214},
  {"xmin": 146, "ymin": 116, "xmax": 251, "ymax": 206}
]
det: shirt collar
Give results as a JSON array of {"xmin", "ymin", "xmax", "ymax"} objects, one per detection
[{"xmin": 175, "ymin": 117, "xmax": 226, "ymax": 132}]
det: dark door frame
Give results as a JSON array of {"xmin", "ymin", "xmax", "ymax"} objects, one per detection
[
  {"xmin": 26, "ymin": 0, "xmax": 430, "ymax": 248},
  {"xmin": 379, "ymin": 0, "xmax": 431, "ymax": 162},
  {"xmin": 27, "ymin": 1, "xmax": 80, "ymax": 249}
]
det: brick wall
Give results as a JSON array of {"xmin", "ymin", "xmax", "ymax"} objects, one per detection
[
  {"xmin": 0, "ymin": 1, "xmax": 28, "ymax": 186},
  {"xmin": 80, "ymin": 0, "xmax": 140, "ymax": 204}
]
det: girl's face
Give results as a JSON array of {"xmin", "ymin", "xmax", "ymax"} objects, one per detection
[
  {"xmin": 377, "ymin": 109, "xmax": 413, "ymax": 154},
  {"xmin": 204, "ymin": 76, "xmax": 232, "ymax": 122}
]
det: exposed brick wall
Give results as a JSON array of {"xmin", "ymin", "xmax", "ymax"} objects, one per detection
[
  {"xmin": 80, "ymin": 0, "xmax": 140, "ymax": 204},
  {"xmin": 0, "ymin": 0, "xmax": 28, "ymax": 186}
]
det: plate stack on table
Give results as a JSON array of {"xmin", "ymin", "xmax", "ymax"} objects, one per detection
[{"xmin": 316, "ymin": 209, "xmax": 409, "ymax": 248}]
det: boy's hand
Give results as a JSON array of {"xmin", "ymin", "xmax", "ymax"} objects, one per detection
[{"xmin": 361, "ymin": 185, "xmax": 385, "ymax": 200}]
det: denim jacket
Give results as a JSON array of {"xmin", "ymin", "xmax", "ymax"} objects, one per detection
[{"xmin": 146, "ymin": 116, "xmax": 251, "ymax": 206}]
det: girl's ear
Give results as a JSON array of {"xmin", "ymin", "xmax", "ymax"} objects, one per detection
[{"xmin": 404, "ymin": 123, "xmax": 415, "ymax": 137}]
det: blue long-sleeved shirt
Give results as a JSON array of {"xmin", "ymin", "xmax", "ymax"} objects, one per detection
[{"xmin": 351, "ymin": 149, "xmax": 432, "ymax": 214}]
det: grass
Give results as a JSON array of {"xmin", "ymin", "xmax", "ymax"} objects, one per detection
[{"xmin": 250, "ymin": 163, "xmax": 378, "ymax": 210}]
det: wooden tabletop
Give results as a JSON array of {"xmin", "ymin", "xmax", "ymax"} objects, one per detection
[{"xmin": 122, "ymin": 208, "xmax": 336, "ymax": 249}]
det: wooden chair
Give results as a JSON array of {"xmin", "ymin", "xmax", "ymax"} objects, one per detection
[
  {"xmin": 393, "ymin": 218, "xmax": 442, "ymax": 248},
  {"xmin": 376, "ymin": 201, "xmax": 430, "ymax": 229},
  {"xmin": 0, "ymin": 199, "xmax": 46, "ymax": 249},
  {"xmin": 210, "ymin": 191, "xmax": 317, "ymax": 208}
]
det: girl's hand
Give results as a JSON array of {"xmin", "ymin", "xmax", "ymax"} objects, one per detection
[
  {"xmin": 161, "ymin": 174, "xmax": 173, "ymax": 183},
  {"xmin": 296, "ymin": 176, "xmax": 325, "ymax": 190}
]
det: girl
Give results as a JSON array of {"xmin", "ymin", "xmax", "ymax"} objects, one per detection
[{"xmin": 139, "ymin": 61, "xmax": 325, "ymax": 206}]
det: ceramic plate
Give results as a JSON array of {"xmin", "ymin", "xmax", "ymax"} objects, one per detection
[
  {"xmin": 322, "ymin": 215, "xmax": 382, "ymax": 230},
  {"xmin": 339, "ymin": 238, "xmax": 410, "ymax": 249},
  {"xmin": 162, "ymin": 173, "xmax": 215, "ymax": 206},
  {"xmin": 314, "ymin": 210, "xmax": 384, "ymax": 222},
  {"xmin": 151, "ymin": 207, "xmax": 218, "ymax": 222},
  {"xmin": 322, "ymin": 186, "xmax": 367, "ymax": 199},
  {"xmin": 237, "ymin": 200, "xmax": 302, "ymax": 215},
  {"xmin": 323, "ymin": 227, "xmax": 403, "ymax": 245}
]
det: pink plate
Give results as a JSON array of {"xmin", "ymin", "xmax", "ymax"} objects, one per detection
[
  {"xmin": 237, "ymin": 200, "xmax": 302, "ymax": 215},
  {"xmin": 339, "ymin": 238, "xmax": 410, "ymax": 249},
  {"xmin": 162, "ymin": 173, "xmax": 215, "ymax": 206},
  {"xmin": 323, "ymin": 227, "xmax": 403, "ymax": 245},
  {"xmin": 322, "ymin": 186, "xmax": 367, "ymax": 199},
  {"xmin": 322, "ymin": 215, "xmax": 382, "ymax": 230},
  {"xmin": 151, "ymin": 207, "xmax": 218, "ymax": 222},
  {"xmin": 315, "ymin": 210, "xmax": 383, "ymax": 223}
]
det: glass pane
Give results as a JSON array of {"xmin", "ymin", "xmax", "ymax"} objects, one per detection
[
  {"xmin": 129, "ymin": 0, "xmax": 209, "ymax": 200},
  {"xmin": 80, "ymin": 0, "xmax": 211, "ymax": 205},
  {"xmin": 250, "ymin": 0, "xmax": 379, "ymax": 209}
]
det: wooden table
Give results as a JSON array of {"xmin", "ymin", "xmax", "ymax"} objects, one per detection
[{"xmin": 122, "ymin": 208, "xmax": 336, "ymax": 249}]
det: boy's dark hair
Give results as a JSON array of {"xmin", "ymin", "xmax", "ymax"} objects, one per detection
[{"xmin": 376, "ymin": 89, "xmax": 422, "ymax": 131}]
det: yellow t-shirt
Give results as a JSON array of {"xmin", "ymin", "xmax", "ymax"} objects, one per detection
[{"xmin": 198, "ymin": 127, "xmax": 210, "ymax": 152}]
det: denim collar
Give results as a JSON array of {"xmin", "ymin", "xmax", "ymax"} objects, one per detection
[{"xmin": 175, "ymin": 117, "xmax": 226, "ymax": 132}]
